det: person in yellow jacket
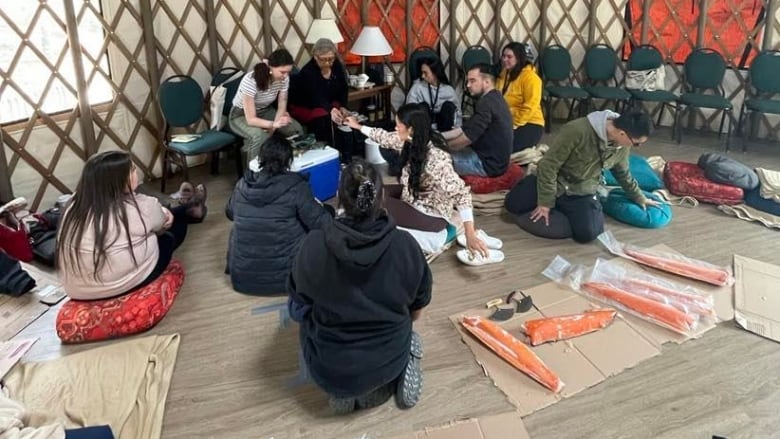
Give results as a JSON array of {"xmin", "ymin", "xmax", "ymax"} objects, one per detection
[{"xmin": 496, "ymin": 42, "xmax": 545, "ymax": 152}]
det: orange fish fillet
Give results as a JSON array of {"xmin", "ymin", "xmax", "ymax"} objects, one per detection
[
  {"xmin": 522, "ymin": 309, "xmax": 617, "ymax": 346},
  {"xmin": 582, "ymin": 282, "xmax": 697, "ymax": 334},
  {"xmin": 624, "ymin": 248, "xmax": 732, "ymax": 286},
  {"xmin": 461, "ymin": 316, "xmax": 564, "ymax": 393},
  {"xmin": 620, "ymin": 278, "xmax": 716, "ymax": 318}
]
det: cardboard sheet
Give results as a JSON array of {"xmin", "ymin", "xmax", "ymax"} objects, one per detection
[
  {"xmin": 450, "ymin": 244, "xmax": 736, "ymax": 416},
  {"xmin": 734, "ymin": 255, "xmax": 780, "ymax": 343},
  {"xmin": 385, "ymin": 412, "xmax": 529, "ymax": 439}
]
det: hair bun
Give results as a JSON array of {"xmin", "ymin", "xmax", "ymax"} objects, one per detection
[{"xmin": 356, "ymin": 179, "xmax": 376, "ymax": 212}]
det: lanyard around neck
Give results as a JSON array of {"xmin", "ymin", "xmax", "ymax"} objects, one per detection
[{"xmin": 427, "ymin": 83, "xmax": 439, "ymax": 112}]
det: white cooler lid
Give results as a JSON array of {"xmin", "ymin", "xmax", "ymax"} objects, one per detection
[
  {"xmin": 291, "ymin": 146, "xmax": 340, "ymax": 171},
  {"xmin": 249, "ymin": 146, "xmax": 340, "ymax": 173}
]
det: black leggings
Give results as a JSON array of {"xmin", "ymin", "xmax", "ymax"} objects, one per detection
[
  {"xmin": 383, "ymin": 184, "xmax": 448, "ymax": 232},
  {"xmin": 513, "ymin": 123, "xmax": 544, "ymax": 152},
  {"xmin": 135, "ymin": 205, "xmax": 190, "ymax": 289},
  {"xmin": 307, "ymin": 115, "xmax": 360, "ymax": 163},
  {"xmin": 505, "ymin": 175, "xmax": 604, "ymax": 243}
]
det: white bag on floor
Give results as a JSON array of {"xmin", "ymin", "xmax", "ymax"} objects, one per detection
[
  {"xmin": 398, "ymin": 226, "xmax": 448, "ymax": 254},
  {"xmin": 625, "ymin": 66, "xmax": 665, "ymax": 91}
]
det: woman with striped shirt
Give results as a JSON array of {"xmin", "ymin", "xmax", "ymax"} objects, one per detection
[{"xmin": 229, "ymin": 49, "xmax": 304, "ymax": 167}]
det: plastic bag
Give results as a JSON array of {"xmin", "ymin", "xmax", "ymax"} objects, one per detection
[
  {"xmin": 543, "ymin": 256, "xmax": 715, "ymax": 336},
  {"xmin": 597, "ymin": 230, "xmax": 735, "ymax": 286},
  {"xmin": 521, "ymin": 309, "xmax": 617, "ymax": 346}
]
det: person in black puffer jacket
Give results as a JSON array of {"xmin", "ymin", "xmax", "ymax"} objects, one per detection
[{"xmin": 226, "ymin": 134, "xmax": 332, "ymax": 295}]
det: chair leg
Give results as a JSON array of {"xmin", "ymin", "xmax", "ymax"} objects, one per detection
[
  {"xmin": 725, "ymin": 109, "xmax": 733, "ymax": 153},
  {"xmin": 567, "ymin": 99, "xmax": 576, "ymax": 121},
  {"xmin": 179, "ymin": 152, "xmax": 190, "ymax": 185},
  {"xmin": 161, "ymin": 148, "xmax": 169, "ymax": 193},
  {"xmin": 675, "ymin": 105, "xmax": 684, "ymax": 144},
  {"xmin": 545, "ymin": 98, "xmax": 554, "ymax": 133},
  {"xmin": 718, "ymin": 110, "xmax": 726, "ymax": 140},
  {"xmin": 233, "ymin": 143, "xmax": 244, "ymax": 179},
  {"xmin": 210, "ymin": 151, "xmax": 220, "ymax": 175},
  {"xmin": 656, "ymin": 103, "xmax": 664, "ymax": 127},
  {"xmin": 737, "ymin": 104, "xmax": 746, "ymax": 151}
]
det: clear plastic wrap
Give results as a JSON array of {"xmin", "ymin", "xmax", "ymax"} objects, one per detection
[
  {"xmin": 543, "ymin": 256, "xmax": 717, "ymax": 336},
  {"xmin": 521, "ymin": 309, "xmax": 617, "ymax": 346},
  {"xmin": 598, "ymin": 230, "xmax": 735, "ymax": 286},
  {"xmin": 460, "ymin": 316, "xmax": 564, "ymax": 393}
]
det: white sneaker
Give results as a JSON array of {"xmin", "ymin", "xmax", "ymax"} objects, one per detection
[
  {"xmin": 456, "ymin": 249, "xmax": 505, "ymax": 266},
  {"xmin": 456, "ymin": 229, "xmax": 503, "ymax": 250}
]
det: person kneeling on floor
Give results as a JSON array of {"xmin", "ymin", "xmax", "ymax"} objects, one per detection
[
  {"xmin": 57, "ymin": 151, "xmax": 206, "ymax": 300},
  {"xmin": 504, "ymin": 109, "xmax": 659, "ymax": 243},
  {"xmin": 226, "ymin": 133, "xmax": 333, "ymax": 295},
  {"xmin": 287, "ymin": 159, "xmax": 431, "ymax": 414}
]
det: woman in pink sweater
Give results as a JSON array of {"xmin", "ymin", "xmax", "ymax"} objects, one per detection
[{"xmin": 57, "ymin": 151, "xmax": 206, "ymax": 300}]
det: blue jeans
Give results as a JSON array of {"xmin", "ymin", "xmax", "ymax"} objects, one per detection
[{"xmin": 451, "ymin": 148, "xmax": 487, "ymax": 177}]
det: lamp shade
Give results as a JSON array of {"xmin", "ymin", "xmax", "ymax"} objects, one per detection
[
  {"xmin": 350, "ymin": 26, "xmax": 392, "ymax": 57},
  {"xmin": 305, "ymin": 19, "xmax": 344, "ymax": 44}
]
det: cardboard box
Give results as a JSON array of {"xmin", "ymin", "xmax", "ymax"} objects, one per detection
[
  {"xmin": 450, "ymin": 244, "xmax": 734, "ymax": 416},
  {"xmin": 385, "ymin": 412, "xmax": 529, "ymax": 439},
  {"xmin": 292, "ymin": 146, "xmax": 340, "ymax": 201},
  {"xmin": 734, "ymin": 255, "xmax": 780, "ymax": 343}
]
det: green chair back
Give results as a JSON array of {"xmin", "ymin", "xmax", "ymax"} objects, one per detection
[
  {"xmin": 585, "ymin": 44, "xmax": 617, "ymax": 82},
  {"xmin": 211, "ymin": 67, "xmax": 243, "ymax": 116},
  {"xmin": 462, "ymin": 45, "xmax": 492, "ymax": 72},
  {"xmin": 749, "ymin": 50, "xmax": 780, "ymax": 95},
  {"xmin": 627, "ymin": 45, "xmax": 663, "ymax": 71},
  {"xmin": 540, "ymin": 45, "xmax": 573, "ymax": 82},
  {"xmin": 684, "ymin": 48, "xmax": 726, "ymax": 91},
  {"xmin": 159, "ymin": 75, "xmax": 204, "ymax": 127},
  {"xmin": 408, "ymin": 46, "xmax": 438, "ymax": 83}
]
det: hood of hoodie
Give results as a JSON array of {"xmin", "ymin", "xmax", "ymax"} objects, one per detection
[
  {"xmin": 586, "ymin": 110, "xmax": 623, "ymax": 152},
  {"xmin": 325, "ymin": 214, "xmax": 396, "ymax": 269},
  {"xmin": 238, "ymin": 170, "xmax": 305, "ymax": 207}
]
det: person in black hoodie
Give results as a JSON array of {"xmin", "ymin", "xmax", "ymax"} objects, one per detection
[
  {"xmin": 226, "ymin": 134, "xmax": 332, "ymax": 295},
  {"xmin": 288, "ymin": 159, "xmax": 432, "ymax": 414}
]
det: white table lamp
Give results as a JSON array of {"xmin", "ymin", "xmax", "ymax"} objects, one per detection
[
  {"xmin": 349, "ymin": 26, "xmax": 392, "ymax": 73},
  {"xmin": 305, "ymin": 18, "xmax": 344, "ymax": 44}
]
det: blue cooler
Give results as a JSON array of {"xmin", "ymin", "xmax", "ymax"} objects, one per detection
[{"xmin": 292, "ymin": 146, "xmax": 340, "ymax": 201}]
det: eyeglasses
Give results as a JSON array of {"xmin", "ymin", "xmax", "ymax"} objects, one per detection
[{"xmin": 315, "ymin": 55, "xmax": 336, "ymax": 64}]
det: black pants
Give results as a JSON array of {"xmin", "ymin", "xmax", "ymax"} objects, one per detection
[
  {"xmin": 435, "ymin": 101, "xmax": 458, "ymax": 131},
  {"xmin": 135, "ymin": 205, "xmax": 190, "ymax": 289},
  {"xmin": 307, "ymin": 115, "xmax": 360, "ymax": 163},
  {"xmin": 505, "ymin": 175, "xmax": 603, "ymax": 243},
  {"xmin": 513, "ymin": 123, "xmax": 544, "ymax": 152}
]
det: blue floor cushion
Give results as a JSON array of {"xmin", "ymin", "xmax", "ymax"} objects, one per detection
[
  {"xmin": 602, "ymin": 189, "xmax": 672, "ymax": 228},
  {"xmin": 745, "ymin": 187, "xmax": 780, "ymax": 216},
  {"xmin": 603, "ymin": 154, "xmax": 664, "ymax": 191}
]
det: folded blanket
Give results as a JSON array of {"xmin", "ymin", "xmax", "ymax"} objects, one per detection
[
  {"xmin": 472, "ymin": 191, "xmax": 508, "ymax": 216},
  {"xmin": 0, "ymin": 386, "xmax": 64, "ymax": 439},
  {"xmin": 510, "ymin": 144, "xmax": 549, "ymax": 166},
  {"xmin": 756, "ymin": 168, "xmax": 780, "ymax": 202},
  {"xmin": 718, "ymin": 204, "xmax": 780, "ymax": 230},
  {"xmin": 4, "ymin": 334, "xmax": 180, "ymax": 439}
]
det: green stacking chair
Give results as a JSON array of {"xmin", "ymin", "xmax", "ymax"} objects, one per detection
[
  {"xmin": 461, "ymin": 45, "xmax": 492, "ymax": 114},
  {"xmin": 540, "ymin": 45, "xmax": 589, "ymax": 133},
  {"xmin": 583, "ymin": 44, "xmax": 631, "ymax": 113},
  {"xmin": 407, "ymin": 46, "xmax": 438, "ymax": 86},
  {"xmin": 158, "ymin": 75, "xmax": 240, "ymax": 192},
  {"xmin": 625, "ymin": 44, "xmax": 678, "ymax": 137},
  {"xmin": 737, "ymin": 50, "xmax": 780, "ymax": 151},
  {"xmin": 676, "ymin": 48, "xmax": 735, "ymax": 151}
]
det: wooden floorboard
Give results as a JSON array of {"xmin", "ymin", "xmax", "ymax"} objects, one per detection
[{"xmin": 13, "ymin": 128, "xmax": 780, "ymax": 439}]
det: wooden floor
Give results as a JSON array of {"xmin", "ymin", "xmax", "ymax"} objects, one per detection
[{"xmin": 15, "ymin": 128, "xmax": 780, "ymax": 439}]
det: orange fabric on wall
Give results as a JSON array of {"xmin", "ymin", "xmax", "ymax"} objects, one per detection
[
  {"xmin": 339, "ymin": 0, "xmax": 440, "ymax": 65},
  {"xmin": 624, "ymin": 0, "xmax": 763, "ymax": 68}
]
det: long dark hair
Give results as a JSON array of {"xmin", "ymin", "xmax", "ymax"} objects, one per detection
[
  {"xmin": 418, "ymin": 57, "xmax": 450, "ymax": 86},
  {"xmin": 338, "ymin": 158, "xmax": 383, "ymax": 222},
  {"xmin": 254, "ymin": 48, "xmax": 294, "ymax": 91},
  {"xmin": 57, "ymin": 151, "xmax": 145, "ymax": 279},
  {"xmin": 397, "ymin": 103, "xmax": 448, "ymax": 199},
  {"xmin": 502, "ymin": 42, "xmax": 530, "ymax": 90},
  {"xmin": 259, "ymin": 133, "xmax": 293, "ymax": 175}
]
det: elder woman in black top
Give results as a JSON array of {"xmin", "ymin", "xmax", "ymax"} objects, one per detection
[{"xmin": 289, "ymin": 38, "xmax": 359, "ymax": 163}]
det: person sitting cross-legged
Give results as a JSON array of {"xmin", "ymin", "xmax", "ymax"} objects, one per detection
[
  {"xmin": 288, "ymin": 159, "xmax": 431, "ymax": 414},
  {"xmin": 440, "ymin": 63, "xmax": 513, "ymax": 177}
]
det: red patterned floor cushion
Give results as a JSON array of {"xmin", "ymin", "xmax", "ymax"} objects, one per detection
[
  {"xmin": 56, "ymin": 259, "xmax": 185, "ymax": 343},
  {"xmin": 664, "ymin": 161, "xmax": 744, "ymax": 205},
  {"xmin": 462, "ymin": 163, "xmax": 524, "ymax": 194}
]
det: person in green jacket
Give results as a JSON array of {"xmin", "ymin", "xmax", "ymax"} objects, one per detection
[{"xmin": 504, "ymin": 109, "xmax": 660, "ymax": 243}]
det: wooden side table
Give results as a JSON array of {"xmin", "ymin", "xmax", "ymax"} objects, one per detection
[{"xmin": 347, "ymin": 83, "xmax": 394, "ymax": 125}]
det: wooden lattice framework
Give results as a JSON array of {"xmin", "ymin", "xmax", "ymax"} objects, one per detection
[{"xmin": 2, "ymin": 0, "xmax": 780, "ymax": 209}]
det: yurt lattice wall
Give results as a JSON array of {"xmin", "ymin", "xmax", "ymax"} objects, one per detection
[{"xmin": 2, "ymin": 0, "xmax": 779, "ymax": 211}]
